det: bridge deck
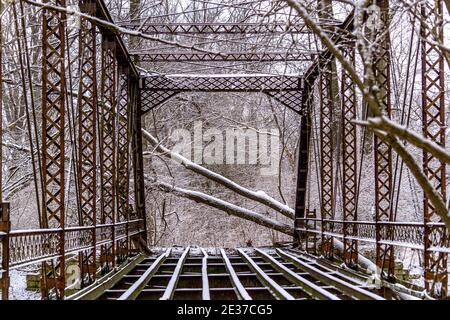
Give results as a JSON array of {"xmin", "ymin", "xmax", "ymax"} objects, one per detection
[{"xmin": 73, "ymin": 247, "xmax": 385, "ymax": 300}]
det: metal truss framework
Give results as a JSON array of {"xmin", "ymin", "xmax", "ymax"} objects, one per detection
[
  {"xmin": 341, "ymin": 44, "xmax": 358, "ymax": 267},
  {"xmin": 0, "ymin": 0, "xmax": 449, "ymax": 301},
  {"xmin": 318, "ymin": 61, "xmax": 335, "ymax": 259},
  {"xmin": 130, "ymin": 51, "xmax": 316, "ymax": 62},
  {"xmin": 119, "ymin": 22, "xmax": 310, "ymax": 34},
  {"xmin": 295, "ymin": 1, "xmax": 448, "ymax": 298},
  {"xmin": 373, "ymin": 0, "xmax": 395, "ymax": 280},
  {"xmin": 77, "ymin": 3, "xmax": 98, "ymax": 286},
  {"xmin": 116, "ymin": 70, "xmax": 131, "ymax": 263},
  {"xmin": 23, "ymin": 0, "xmax": 147, "ymax": 299},
  {"xmin": 420, "ymin": 0, "xmax": 448, "ymax": 297},
  {"xmin": 41, "ymin": 0, "xmax": 66, "ymax": 299},
  {"xmin": 141, "ymin": 74, "xmax": 305, "ymax": 114},
  {"xmin": 99, "ymin": 38, "xmax": 117, "ymax": 271}
]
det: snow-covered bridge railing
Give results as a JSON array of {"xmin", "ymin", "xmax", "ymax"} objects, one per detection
[
  {"xmin": 6, "ymin": 219, "xmax": 145, "ymax": 269},
  {"xmin": 297, "ymin": 218, "xmax": 449, "ymax": 253}
]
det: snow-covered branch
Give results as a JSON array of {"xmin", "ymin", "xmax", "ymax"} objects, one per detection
[
  {"xmin": 141, "ymin": 129, "xmax": 295, "ymax": 219},
  {"xmin": 354, "ymin": 117, "xmax": 450, "ymax": 166},
  {"xmin": 146, "ymin": 177, "xmax": 295, "ymax": 236},
  {"xmin": 373, "ymin": 130, "xmax": 450, "ymax": 229}
]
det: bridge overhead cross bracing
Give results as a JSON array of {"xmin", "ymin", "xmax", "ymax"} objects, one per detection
[{"xmin": 140, "ymin": 73, "xmax": 304, "ymax": 113}]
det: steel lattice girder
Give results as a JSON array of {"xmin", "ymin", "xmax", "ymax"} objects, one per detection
[
  {"xmin": 319, "ymin": 61, "xmax": 335, "ymax": 258},
  {"xmin": 372, "ymin": 0, "xmax": 394, "ymax": 280},
  {"xmin": 341, "ymin": 44, "xmax": 358, "ymax": 267},
  {"xmin": 118, "ymin": 22, "xmax": 310, "ymax": 34},
  {"xmin": 116, "ymin": 69, "xmax": 131, "ymax": 261},
  {"xmin": 99, "ymin": 38, "xmax": 117, "ymax": 269},
  {"xmin": 41, "ymin": 0, "xmax": 66, "ymax": 300},
  {"xmin": 420, "ymin": 0, "xmax": 448, "ymax": 297},
  {"xmin": 77, "ymin": 5, "xmax": 98, "ymax": 285},
  {"xmin": 140, "ymin": 74, "xmax": 304, "ymax": 113},
  {"xmin": 130, "ymin": 51, "xmax": 316, "ymax": 62}
]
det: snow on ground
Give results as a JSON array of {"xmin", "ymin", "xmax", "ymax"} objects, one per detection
[{"xmin": 7, "ymin": 269, "xmax": 40, "ymax": 300}]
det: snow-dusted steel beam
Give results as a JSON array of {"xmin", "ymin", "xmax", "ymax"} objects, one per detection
[
  {"xmin": 117, "ymin": 249, "xmax": 171, "ymax": 300},
  {"xmin": 118, "ymin": 22, "xmax": 310, "ymax": 34},
  {"xmin": 237, "ymin": 249, "xmax": 295, "ymax": 300},
  {"xmin": 131, "ymin": 51, "xmax": 316, "ymax": 62},
  {"xmin": 220, "ymin": 249, "xmax": 252, "ymax": 300},
  {"xmin": 201, "ymin": 248, "xmax": 210, "ymax": 300},
  {"xmin": 70, "ymin": 254, "xmax": 146, "ymax": 300},
  {"xmin": 254, "ymin": 249, "xmax": 340, "ymax": 300},
  {"xmin": 160, "ymin": 247, "xmax": 191, "ymax": 300},
  {"xmin": 276, "ymin": 249, "xmax": 384, "ymax": 300}
]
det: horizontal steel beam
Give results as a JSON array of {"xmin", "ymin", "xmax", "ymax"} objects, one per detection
[
  {"xmin": 237, "ymin": 249, "xmax": 295, "ymax": 300},
  {"xmin": 141, "ymin": 74, "xmax": 303, "ymax": 92},
  {"xmin": 255, "ymin": 249, "xmax": 339, "ymax": 300},
  {"xmin": 69, "ymin": 254, "xmax": 146, "ymax": 300},
  {"xmin": 118, "ymin": 249, "xmax": 170, "ymax": 300},
  {"xmin": 140, "ymin": 74, "xmax": 304, "ymax": 113},
  {"xmin": 131, "ymin": 51, "xmax": 316, "ymax": 62},
  {"xmin": 160, "ymin": 247, "xmax": 190, "ymax": 300},
  {"xmin": 276, "ymin": 249, "xmax": 385, "ymax": 300},
  {"xmin": 201, "ymin": 248, "xmax": 210, "ymax": 300},
  {"xmin": 95, "ymin": 0, "xmax": 139, "ymax": 78},
  {"xmin": 220, "ymin": 249, "xmax": 252, "ymax": 300},
  {"xmin": 119, "ymin": 22, "xmax": 310, "ymax": 34}
]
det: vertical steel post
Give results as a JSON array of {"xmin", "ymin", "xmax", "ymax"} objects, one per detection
[
  {"xmin": 0, "ymin": 203, "xmax": 10, "ymax": 300},
  {"xmin": 77, "ymin": 2, "xmax": 97, "ymax": 286},
  {"xmin": 373, "ymin": 0, "xmax": 394, "ymax": 279},
  {"xmin": 131, "ymin": 79, "xmax": 147, "ymax": 242},
  {"xmin": 341, "ymin": 43, "xmax": 358, "ymax": 267},
  {"xmin": 99, "ymin": 38, "xmax": 117, "ymax": 271},
  {"xmin": 0, "ymin": 0, "xmax": 2, "ymax": 205},
  {"xmin": 319, "ymin": 61, "xmax": 335, "ymax": 258},
  {"xmin": 420, "ymin": 0, "xmax": 447, "ymax": 297},
  {"xmin": 116, "ymin": 67, "xmax": 130, "ymax": 262},
  {"xmin": 294, "ymin": 81, "xmax": 311, "ymax": 248},
  {"xmin": 0, "ymin": 2, "xmax": 5, "ymax": 300},
  {"xmin": 41, "ymin": 0, "xmax": 66, "ymax": 299}
]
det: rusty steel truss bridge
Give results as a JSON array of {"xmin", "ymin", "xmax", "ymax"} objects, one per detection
[{"xmin": 0, "ymin": 0, "xmax": 449, "ymax": 300}]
